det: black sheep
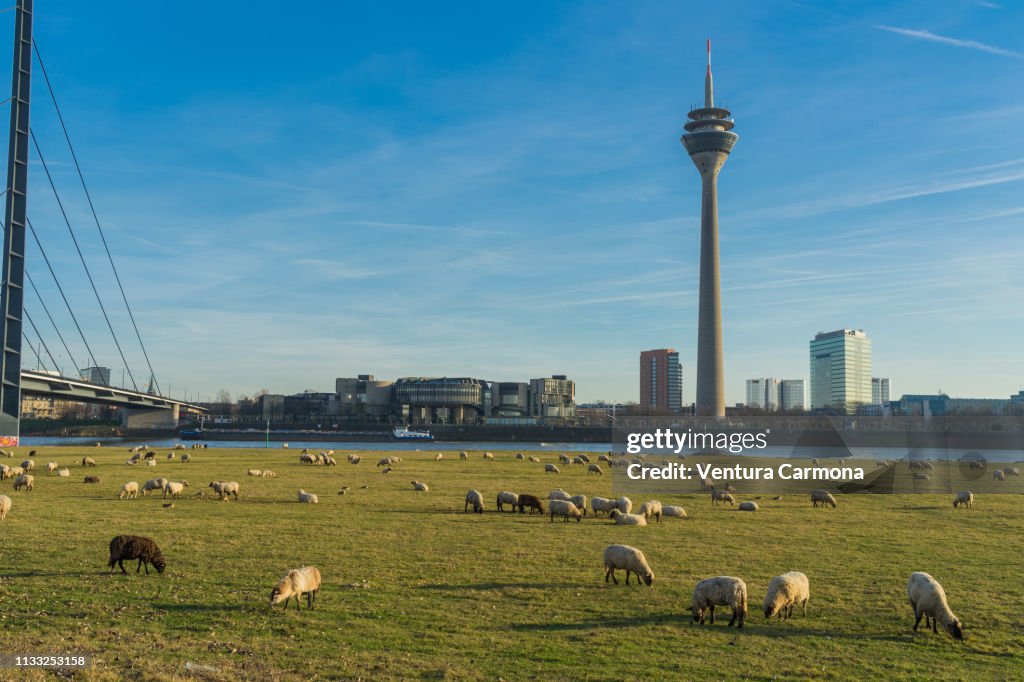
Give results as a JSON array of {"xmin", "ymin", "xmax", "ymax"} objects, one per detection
[{"xmin": 108, "ymin": 535, "xmax": 166, "ymax": 575}]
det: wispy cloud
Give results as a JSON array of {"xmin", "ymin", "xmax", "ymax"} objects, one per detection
[{"xmin": 876, "ymin": 25, "xmax": 1023, "ymax": 59}]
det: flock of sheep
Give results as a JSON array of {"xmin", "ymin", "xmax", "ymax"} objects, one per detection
[{"xmin": 0, "ymin": 445, "xmax": 984, "ymax": 643}]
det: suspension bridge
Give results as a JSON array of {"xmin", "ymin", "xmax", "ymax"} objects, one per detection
[{"xmin": 0, "ymin": 0, "xmax": 204, "ymax": 445}]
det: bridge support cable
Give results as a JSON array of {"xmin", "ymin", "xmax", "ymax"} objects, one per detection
[
  {"xmin": 29, "ymin": 129, "xmax": 139, "ymax": 391},
  {"xmin": 32, "ymin": 41, "xmax": 162, "ymax": 396},
  {"xmin": 23, "ymin": 308, "xmax": 58, "ymax": 371},
  {"xmin": 25, "ymin": 268, "xmax": 79, "ymax": 370},
  {"xmin": 25, "ymin": 216, "xmax": 100, "ymax": 372}
]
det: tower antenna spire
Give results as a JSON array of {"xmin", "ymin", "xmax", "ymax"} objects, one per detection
[{"xmin": 704, "ymin": 38, "xmax": 714, "ymax": 108}]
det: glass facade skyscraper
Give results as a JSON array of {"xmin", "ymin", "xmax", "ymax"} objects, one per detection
[{"xmin": 810, "ymin": 329, "xmax": 872, "ymax": 412}]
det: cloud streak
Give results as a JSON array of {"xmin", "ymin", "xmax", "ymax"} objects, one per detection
[{"xmin": 876, "ymin": 26, "xmax": 1023, "ymax": 59}]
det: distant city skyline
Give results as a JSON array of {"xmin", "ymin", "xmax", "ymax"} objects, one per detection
[{"xmin": 12, "ymin": 2, "xmax": 1024, "ymax": 404}]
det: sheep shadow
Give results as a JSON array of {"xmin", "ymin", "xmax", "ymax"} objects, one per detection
[
  {"xmin": 418, "ymin": 582, "xmax": 570, "ymax": 591},
  {"xmin": 0, "ymin": 570, "xmax": 100, "ymax": 579},
  {"xmin": 150, "ymin": 602, "xmax": 248, "ymax": 613},
  {"xmin": 512, "ymin": 613, "xmax": 693, "ymax": 632}
]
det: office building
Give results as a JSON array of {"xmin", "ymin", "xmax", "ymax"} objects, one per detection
[
  {"xmin": 745, "ymin": 377, "xmax": 780, "ymax": 411},
  {"xmin": 640, "ymin": 349, "xmax": 684, "ymax": 413},
  {"xmin": 779, "ymin": 379, "xmax": 807, "ymax": 411},
  {"xmin": 80, "ymin": 366, "xmax": 111, "ymax": 386},
  {"xmin": 810, "ymin": 329, "xmax": 872, "ymax": 412},
  {"xmin": 528, "ymin": 375, "xmax": 576, "ymax": 420},
  {"xmin": 872, "ymin": 378, "xmax": 890, "ymax": 405}
]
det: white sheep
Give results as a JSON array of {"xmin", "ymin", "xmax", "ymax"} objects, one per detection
[
  {"xmin": 528, "ymin": 456, "xmax": 541, "ymax": 463},
  {"xmin": 347, "ymin": 454, "xmax": 361, "ymax": 464},
  {"xmin": 810, "ymin": 490, "xmax": 837, "ymax": 508},
  {"xmin": 559, "ymin": 454, "xmax": 570, "ymax": 464},
  {"xmin": 297, "ymin": 489, "xmax": 319, "ymax": 504},
  {"xmin": 812, "ymin": 458, "xmax": 820, "ymax": 465},
  {"xmin": 711, "ymin": 490, "xmax": 735, "ymax": 506},
  {"xmin": 953, "ymin": 491, "xmax": 974, "ymax": 510},
  {"xmin": 0, "ymin": 494, "xmax": 10, "ymax": 520},
  {"xmin": 616, "ymin": 496, "xmax": 633, "ymax": 514},
  {"xmin": 638, "ymin": 500, "xmax": 663, "ymax": 523},
  {"xmin": 515, "ymin": 453, "xmax": 524, "ymax": 460},
  {"xmin": 738, "ymin": 501, "xmax": 759, "ymax": 512},
  {"xmin": 119, "ymin": 482, "xmax": 139, "ymax": 499},
  {"xmin": 57, "ymin": 468, "xmax": 70, "ymax": 477},
  {"xmin": 545, "ymin": 464, "xmax": 560, "ymax": 474},
  {"xmin": 142, "ymin": 478, "xmax": 168, "ymax": 496},
  {"xmin": 587, "ymin": 463, "xmax": 603, "ymax": 475},
  {"xmin": 411, "ymin": 480, "xmax": 429, "ymax": 492},
  {"xmin": 10, "ymin": 466, "xmax": 23, "ymax": 477},
  {"xmin": 20, "ymin": 459, "xmax": 34, "ymax": 471},
  {"xmin": 590, "ymin": 497, "xmax": 618, "ymax": 517},
  {"xmin": 483, "ymin": 452, "xmax": 494, "ymax": 461},
  {"xmin": 662, "ymin": 505, "xmax": 687, "ymax": 518},
  {"xmin": 0, "ymin": 463, "xmax": 9, "ymax": 479},
  {"xmin": 496, "ymin": 491, "xmax": 519, "ymax": 512},
  {"xmin": 609, "ymin": 510, "xmax": 647, "ymax": 526},
  {"xmin": 247, "ymin": 469, "xmax": 262, "ymax": 476},
  {"xmin": 549, "ymin": 490, "xmax": 572, "ymax": 502},
  {"xmin": 763, "ymin": 571, "xmax": 809, "ymax": 619},
  {"xmin": 46, "ymin": 461, "xmax": 58, "ymax": 474},
  {"xmin": 459, "ymin": 451, "xmax": 468, "ymax": 460},
  {"xmin": 181, "ymin": 454, "xmax": 191, "ymax": 462},
  {"xmin": 913, "ymin": 473, "xmax": 930, "ymax": 481},
  {"xmin": 163, "ymin": 480, "xmax": 189, "ymax": 499},
  {"xmin": 464, "ymin": 489, "xmax": 484, "ymax": 513},
  {"xmin": 603, "ymin": 544, "xmax": 654, "ymax": 586},
  {"xmin": 81, "ymin": 457, "xmax": 96, "ymax": 467},
  {"xmin": 549, "ymin": 499, "xmax": 582, "ymax": 522},
  {"xmin": 692, "ymin": 576, "xmax": 748, "ymax": 628},
  {"xmin": 270, "ymin": 566, "xmax": 322, "ymax": 609},
  {"xmin": 598, "ymin": 454, "xmax": 612, "ymax": 464},
  {"xmin": 210, "ymin": 481, "xmax": 240, "ymax": 500},
  {"xmin": 572, "ymin": 456, "xmax": 585, "ymax": 465},
  {"xmin": 570, "ymin": 494, "xmax": 587, "ymax": 516},
  {"xmin": 907, "ymin": 572, "xmax": 963, "ymax": 640},
  {"xmin": 167, "ymin": 452, "xmax": 175, "ymax": 460},
  {"xmin": 13, "ymin": 474, "xmax": 33, "ymax": 491},
  {"xmin": 993, "ymin": 470, "xmax": 1005, "ymax": 481},
  {"xmin": 1004, "ymin": 467, "xmax": 1021, "ymax": 477},
  {"xmin": 435, "ymin": 453, "xmax": 444, "ymax": 461},
  {"xmin": 261, "ymin": 470, "xmax": 276, "ymax": 478}
]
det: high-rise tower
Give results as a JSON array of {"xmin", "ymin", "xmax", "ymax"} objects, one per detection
[{"xmin": 681, "ymin": 40, "xmax": 738, "ymax": 417}]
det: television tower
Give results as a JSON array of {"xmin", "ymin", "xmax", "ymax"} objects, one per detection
[{"xmin": 681, "ymin": 40, "xmax": 738, "ymax": 417}]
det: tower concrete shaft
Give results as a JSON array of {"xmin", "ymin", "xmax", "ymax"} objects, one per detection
[{"xmin": 681, "ymin": 40, "xmax": 737, "ymax": 417}]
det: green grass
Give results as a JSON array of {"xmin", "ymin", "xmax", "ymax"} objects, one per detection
[{"xmin": 1, "ymin": 446, "xmax": 1022, "ymax": 681}]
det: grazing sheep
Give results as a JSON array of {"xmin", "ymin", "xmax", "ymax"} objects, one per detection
[
  {"xmin": 0, "ymin": 463, "xmax": 8, "ymax": 479},
  {"xmin": 738, "ymin": 501, "xmax": 759, "ymax": 512},
  {"xmin": 549, "ymin": 499, "xmax": 582, "ymax": 522},
  {"xmin": 516, "ymin": 494, "xmax": 544, "ymax": 514},
  {"xmin": 483, "ymin": 452, "xmax": 494, "ymax": 461},
  {"xmin": 570, "ymin": 495, "xmax": 587, "ymax": 516},
  {"xmin": 1004, "ymin": 467, "xmax": 1021, "ymax": 477},
  {"xmin": 464, "ymin": 490, "xmax": 484, "ymax": 513},
  {"xmin": 247, "ymin": 469, "xmax": 262, "ymax": 476},
  {"xmin": 300, "ymin": 454, "xmax": 316, "ymax": 464},
  {"xmin": 0, "ymin": 494, "xmax": 10, "ymax": 520},
  {"xmin": 145, "ymin": 459, "xmax": 157, "ymax": 467},
  {"xmin": 609, "ymin": 509, "xmax": 647, "ymax": 526},
  {"xmin": 572, "ymin": 456, "xmax": 585, "ymax": 465},
  {"xmin": 81, "ymin": 457, "xmax": 96, "ymax": 467},
  {"xmin": 810, "ymin": 490, "xmax": 837, "ymax": 508},
  {"xmin": 56, "ymin": 468, "xmax": 70, "ymax": 477},
  {"xmin": 953, "ymin": 491, "xmax": 974, "ymax": 510},
  {"xmin": 528, "ymin": 456, "xmax": 541, "ymax": 463},
  {"xmin": 549, "ymin": 490, "xmax": 572, "ymax": 502},
  {"xmin": 692, "ymin": 576, "xmax": 748, "ymax": 627},
  {"xmin": 435, "ymin": 453, "xmax": 444, "ymax": 461},
  {"xmin": 167, "ymin": 453, "xmax": 175, "ymax": 460},
  {"xmin": 699, "ymin": 477, "xmax": 714, "ymax": 492},
  {"xmin": 587, "ymin": 464, "xmax": 604, "ymax": 476},
  {"xmin": 913, "ymin": 473, "xmax": 931, "ymax": 481},
  {"xmin": 993, "ymin": 470, "xmax": 1006, "ymax": 481},
  {"xmin": 515, "ymin": 453, "xmax": 524, "ymax": 461},
  {"xmin": 811, "ymin": 458, "xmax": 820, "ymax": 465},
  {"xmin": 181, "ymin": 454, "xmax": 190, "ymax": 463},
  {"xmin": 84, "ymin": 476, "xmax": 101, "ymax": 484},
  {"xmin": 163, "ymin": 481, "xmax": 189, "ymax": 499},
  {"xmin": 662, "ymin": 505, "xmax": 687, "ymax": 518},
  {"xmin": 270, "ymin": 566, "xmax": 321, "ymax": 610},
  {"xmin": 142, "ymin": 478, "xmax": 169, "ymax": 496},
  {"xmin": 598, "ymin": 454, "xmax": 612, "ymax": 464},
  {"xmin": 459, "ymin": 451, "xmax": 468, "ymax": 460},
  {"xmin": 496, "ymin": 491, "xmax": 518, "ymax": 512},
  {"xmin": 545, "ymin": 464, "xmax": 560, "ymax": 474},
  {"xmin": 711, "ymin": 490, "xmax": 735, "ymax": 506},
  {"xmin": 590, "ymin": 497, "xmax": 618, "ymax": 517},
  {"xmin": 411, "ymin": 480, "xmax": 429, "ymax": 492},
  {"xmin": 9, "ymin": 466, "xmax": 23, "ymax": 477},
  {"xmin": 376, "ymin": 457, "xmax": 394, "ymax": 467},
  {"xmin": 323, "ymin": 456, "xmax": 337, "ymax": 466},
  {"xmin": 144, "ymin": 452, "xmax": 156, "ymax": 460},
  {"xmin": 559, "ymin": 454, "xmax": 570, "ymax": 464},
  {"xmin": 20, "ymin": 459, "xmax": 34, "ymax": 471},
  {"xmin": 763, "ymin": 571, "xmax": 810, "ymax": 620},
  {"xmin": 638, "ymin": 500, "xmax": 663, "ymax": 523},
  {"xmin": 210, "ymin": 481, "xmax": 240, "ymax": 500},
  {"xmin": 381, "ymin": 466, "xmax": 392, "ymax": 474},
  {"xmin": 297, "ymin": 489, "xmax": 319, "ymax": 504},
  {"xmin": 347, "ymin": 454, "xmax": 361, "ymax": 464},
  {"xmin": 603, "ymin": 544, "xmax": 654, "ymax": 586},
  {"xmin": 968, "ymin": 461, "xmax": 985, "ymax": 471},
  {"xmin": 616, "ymin": 496, "xmax": 633, "ymax": 514},
  {"xmin": 108, "ymin": 535, "xmax": 166, "ymax": 575},
  {"xmin": 907, "ymin": 572, "xmax": 963, "ymax": 640},
  {"xmin": 261, "ymin": 470, "xmax": 276, "ymax": 478},
  {"xmin": 119, "ymin": 482, "xmax": 139, "ymax": 499},
  {"xmin": 46, "ymin": 461, "xmax": 58, "ymax": 474}
]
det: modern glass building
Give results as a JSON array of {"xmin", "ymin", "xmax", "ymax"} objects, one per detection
[
  {"xmin": 745, "ymin": 377, "xmax": 780, "ymax": 410},
  {"xmin": 640, "ymin": 349, "xmax": 684, "ymax": 413},
  {"xmin": 809, "ymin": 329, "xmax": 872, "ymax": 413},
  {"xmin": 393, "ymin": 377, "xmax": 488, "ymax": 424},
  {"xmin": 779, "ymin": 379, "xmax": 807, "ymax": 411},
  {"xmin": 528, "ymin": 375, "xmax": 576, "ymax": 419},
  {"xmin": 872, "ymin": 377, "xmax": 890, "ymax": 405}
]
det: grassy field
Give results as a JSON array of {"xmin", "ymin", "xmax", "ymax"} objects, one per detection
[{"xmin": 0, "ymin": 445, "xmax": 1022, "ymax": 681}]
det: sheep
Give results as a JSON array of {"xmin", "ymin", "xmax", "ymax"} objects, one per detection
[
  {"xmin": 56, "ymin": 468, "xmax": 70, "ymax": 477},
  {"xmin": 84, "ymin": 476, "xmax": 101, "ymax": 484},
  {"xmin": 662, "ymin": 505, "xmax": 687, "ymax": 518},
  {"xmin": 559, "ymin": 454, "xmax": 570, "ymax": 464},
  {"xmin": 692, "ymin": 576, "xmax": 748, "ymax": 627},
  {"xmin": 20, "ymin": 459, "xmax": 34, "ymax": 471},
  {"xmin": 598, "ymin": 454, "xmax": 612, "ymax": 464},
  {"xmin": 603, "ymin": 544, "xmax": 654, "ymax": 586},
  {"xmin": 763, "ymin": 571, "xmax": 810, "ymax": 620},
  {"xmin": 0, "ymin": 494, "xmax": 10, "ymax": 520},
  {"xmin": 12, "ymin": 474, "xmax": 33, "ymax": 491},
  {"xmin": 699, "ymin": 477, "xmax": 714, "ymax": 492},
  {"xmin": 465, "ymin": 490, "xmax": 485, "ymax": 513},
  {"xmin": 914, "ymin": 473, "xmax": 930, "ymax": 481},
  {"xmin": 210, "ymin": 481, "xmax": 240, "ymax": 500},
  {"xmin": 80, "ymin": 457, "xmax": 96, "ymax": 467},
  {"xmin": 435, "ymin": 453, "xmax": 444, "ymax": 461},
  {"xmin": 376, "ymin": 457, "xmax": 394, "ymax": 467},
  {"xmin": 515, "ymin": 453, "xmax": 524, "ymax": 461},
  {"xmin": 144, "ymin": 451, "xmax": 157, "ymax": 460},
  {"xmin": 46, "ymin": 461, "xmax": 58, "ymax": 474},
  {"xmin": 549, "ymin": 499, "xmax": 582, "ymax": 522},
  {"xmin": 269, "ymin": 566, "xmax": 321, "ymax": 610},
  {"xmin": 545, "ymin": 464, "xmax": 560, "ymax": 474},
  {"xmin": 528, "ymin": 456, "xmax": 541, "ymax": 463},
  {"xmin": 953, "ymin": 491, "xmax": 974, "ymax": 510},
  {"xmin": 411, "ymin": 480, "xmax": 429, "ymax": 492},
  {"xmin": 300, "ymin": 454, "xmax": 316, "ymax": 464},
  {"xmin": 166, "ymin": 452, "xmax": 175, "ymax": 460},
  {"xmin": 261, "ymin": 470, "xmax": 276, "ymax": 478},
  {"xmin": 297, "ymin": 489, "xmax": 319, "ymax": 504},
  {"xmin": 616, "ymin": 496, "xmax": 633, "ymax": 514},
  {"xmin": 323, "ymin": 455, "xmax": 337, "ymax": 466},
  {"xmin": 144, "ymin": 459, "xmax": 157, "ymax": 467},
  {"xmin": 968, "ymin": 461, "xmax": 985, "ymax": 471},
  {"xmin": 347, "ymin": 454, "xmax": 361, "ymax": 464},
  {"xmin": 738, "ymin": 501, "xmax": 759, "ymax": 512},
  {"xmin": 496, "ymin": 491, "xmax": 519, "ymax": 512},
  {"xmin": 181, "ymin": 454, "xmax": 190, "ymax": 463},
  {"xmin": 163, "ymin": 481, "xmax": 189, "ymax": 499},
  {"xmin": 9, "ymin": 466, "xmax": 23, "ymax": 476},
  {"xmin": 812, "ymin": 458, "xmax": 820, "ymax": 465},
  {"xmin": 638, "ymin": 500, "xmax": 663, "ymax": 523},
  {"xmin": 381, "ymin": 466, "xmax": 392, "ymax": 474},
  {"xmin": 549, "ymin": 490, "xmax": 572, "ymax": 502},
  {"xmin": 247, "ymin": 469, "xmax": 262, "ymax": 476},
  {"xmin": 570, "ymin": 494, "xmax": 588, "ymax": 516},
  {"xmin": 810, "ymin": 490, "xmax": 837, "ymax": 508},
  {"xmin": 577, "ymin": 454, "xmax": 590, "ymax": 463},
  {"xmin": 590, "ymin": 496, "xmax": 618, "ymax": 517},
  {"xmin": 459, "ymin": 451, "xmax": 468, "ymax": 460},
  {"xmin": 587, "ymin": 464, "xmax": 604, "ymax": 476},
  {"xmin": 1004, "ymin": 467, "xmax": 1021, "ymax": 477},
  {"xmin": 119, "ymin": 482, "xmax": 140, "ymax": 499},
  {"xmin": 711, "ymin": 490, "xmax": 735, "ymax": 506},
  {"xmin": 516, "ymin": 494, "xmax": 544, "ymax": 514},
  {"xmin": 0, "ymin": 463, "xmax": 8, "ymax": 479},
  {"xmin": 483, "ymin": 452, "xmax": 494, "ymax": 461},
  {"xmin": 108, "ymin": 535, "xmax": 166, "ymax": 575},
  {"xmin": 142, "ymin": 478, "xmax": 168, "ymax": 496},
  {"xmin": 993, "ymin": 470, "xmax": 1006, "ymax": 481},
  {"xmin": 907, "ymin": 572, "xmax": 963, "ymax": 640},
  {"xmin": 609, "ymin": 509, "xmax": 647, "ymax": 526},
  {"xmin": 572, "ymin": 456, "xmax": 585, "ymax": 465}
]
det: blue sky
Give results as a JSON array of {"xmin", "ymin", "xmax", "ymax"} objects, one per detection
[{"xmin": 10, "ymin": 1, "xmax": 1024, "ymax": 404}]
